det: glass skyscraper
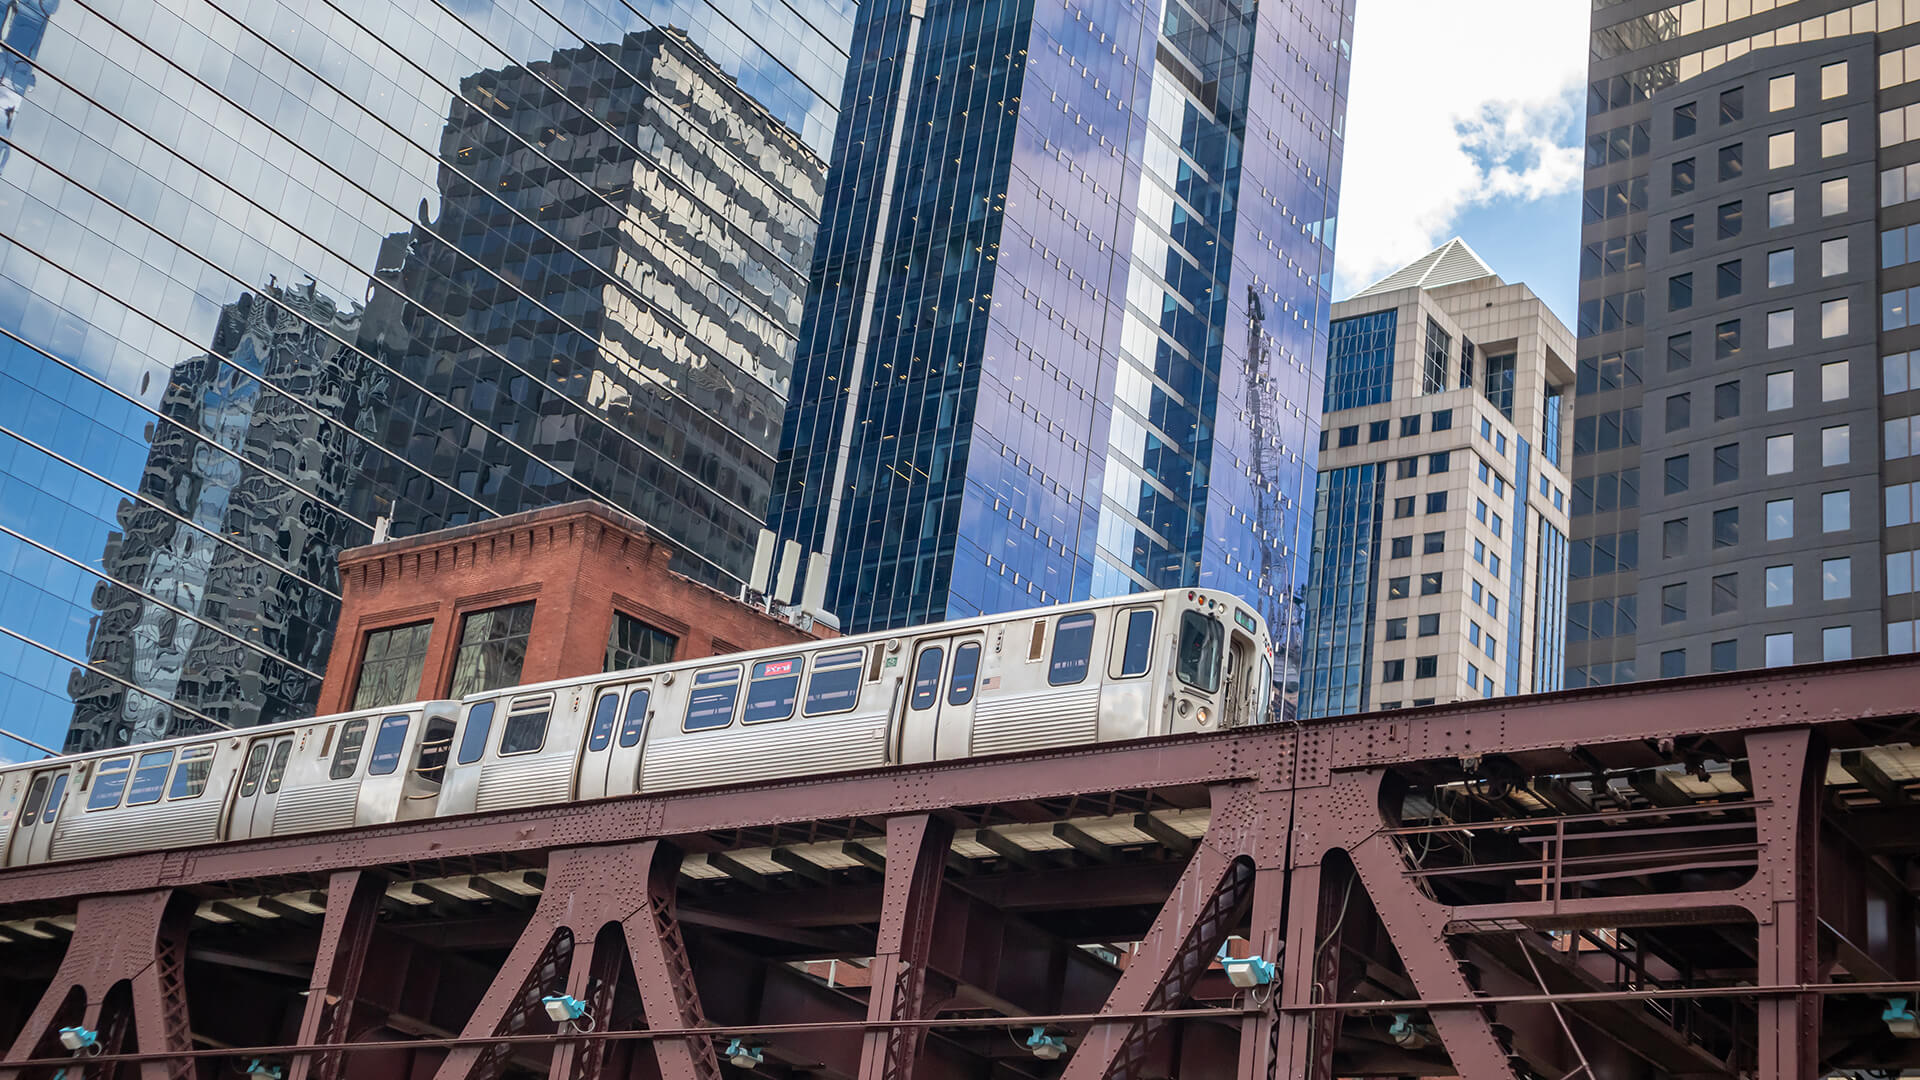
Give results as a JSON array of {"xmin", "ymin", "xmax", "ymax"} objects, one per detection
[
  {"xmin": 0, "ymin": 0, "xmax": 853, "ymax": 754},
  {"xmin": 767, "ymin": 0, "xmax": 1352, "ymax": 717}
]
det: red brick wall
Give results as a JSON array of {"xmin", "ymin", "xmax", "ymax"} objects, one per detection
[{"xmin": 316, "ymin": 502, "xmax": 832, "ymax": 714}]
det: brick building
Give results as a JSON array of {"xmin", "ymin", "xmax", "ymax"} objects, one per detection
[{"xmin": 315, "ymin": 502, "xmax": 832, "ymax": 715}]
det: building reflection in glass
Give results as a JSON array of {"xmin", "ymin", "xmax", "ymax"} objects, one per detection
[{"xmin": 0, "ymin": 14, "xmax": 840, "ymax": 754}]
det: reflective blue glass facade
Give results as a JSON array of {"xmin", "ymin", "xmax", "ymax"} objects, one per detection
[
  {"xmin": 1298, "ymin": 462, "xmax": 1381, "ymax": 718},
  {"xmin": 769, "ymin": 0, "xmax": 1352, "ymax": 719},
  {"xmin": 1534, "ymin": 516, "xmax": 1568, "ymax": 695},
  {"xmin": 1323, "ymin": 309, "xmax": 1395, "ymax": 413},
  {"xmin": 0, "ymin": 0, "xmax": 858, "ymax": 755}
]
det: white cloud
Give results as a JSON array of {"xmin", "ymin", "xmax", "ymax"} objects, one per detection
[{"xmin": 1332, "ymin": 0, "xmax": 1590, "ymax": 297}]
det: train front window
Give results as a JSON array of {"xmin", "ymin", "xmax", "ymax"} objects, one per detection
[
  {"xmin": 19, "ymin": 776, "xmax": 46, "ymax": 827},
  {"xmin": 804, "ymin": 650, "xmax": 863, "ymax": 716},
  {"xmin": 457, "ymin": 702, "xmax": 496, "ymax": 765},
  {"xmin": 1176, "ymin": 611, "xmax": 1224, "ymax": 693},
  {"xmin": 1119, "ymin": 610, "xmax": 1156, "ymax": 677},
  {"xmin": 744, "ymin": 658, "xmax": 802, "ymax": 723},
  {"xmin": 41, "ymin": 775, "xmax": 65, "ymax": 823},
  {"xmin": 88, "ymin": 757, "xmax": 133, "ymax": 811},
  {"xmin": 126, "ymin": 750, "xmax": 174, "ymax": 806},
  {"xmin": 910, "ymin": 647, "xmax": 944, "ymax": 709},
  {"xmin": 684, "ymin": 668, "xmax": 740, "ymax": 731},
  {"xmin": 169, "ymin": 747, "xmax": 214, "ymax": 800},
  {"xmin": 1049, "ymin": 614, "xmax": 1097, "ymax": 686},
  {"xmin": 265, "ymin": 742, "xmax": 294, "ymax": 792},
  {"xmin": 331, "ymin": 719, "xmax": 369, "ymax": 779},
  {"xmin": 587, "ymin": 693, "xmax": 620, "ymax": 751},
  {"xmin": 500, "ymin": 697, "xmax": 553, "ymax": 754},
  {"xmin": 368, "ymin": 715, "xmax": 411, "ymax": 775},
  {"xmin": 948, "ymin": 643, "xmax": 981, "ymax": 705},
  {"xmin": 618, "ymin": 690, "xmax": 649, "ymax": 747}
]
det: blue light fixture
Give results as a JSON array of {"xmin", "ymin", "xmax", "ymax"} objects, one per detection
[
  {"xmin": 1025, "ymin": 1026, "xmax": 1067, "ymax": 1061},
  {"xmin": 1216, "ymin": 942, "xmax": 1275, "ymax": 989},
  {"xmin": 541, "ymin": 994, "xmax": 588, "ymax": 1023},
  {"xmin": 724, "ymin": 1038, "xmax": 764, "ymax": 1069},
  {"xmin": 56, "ymin": 1027, "xmax": 97, "ymax": 1053},
  {"xmin": 1885, "ymin": 997, "xmax": 1919, "ymax": 1038}
]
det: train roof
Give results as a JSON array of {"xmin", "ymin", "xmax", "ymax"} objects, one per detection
[{"xmin": 480, "ymin": 587, "xmax": 1271, "ymax": 704}]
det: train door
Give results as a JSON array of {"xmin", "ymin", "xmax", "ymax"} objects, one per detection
[
  {"xmin": 227, "ymin": 733, "xmax": 296, "ymax": 840},
  {"xmin": 577, "ymin": 682, "xmax": 650, "ymax": 800},
  {"xmin": 899, "ymin": 633, "xmax": 984, "ymax": 762},
  {"xmin": 7, "ymin": 768, "xmax": 69, "ymax": 866}
]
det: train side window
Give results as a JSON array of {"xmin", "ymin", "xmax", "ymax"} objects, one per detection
[
  {"xmin": 368, "ymin": 715, "xmax": 411, "ymax": 776},
  {"xmin": 804, "ymin": 650, "xmax": 864, "ymax": 716},
  {"xmin": 457, "ymin": 702, "xmax": 496, "ymax": 765},
  {"xmin": 87, "ymin": 757, "xmax": 133, "ymax": 811},
  {"xmin": 617, "ymin": 689, "xmax": 650, "ymax": 747},
  {"xmin": 499, "ymin": 696, "xmax": 552, "ymax": 755},
  {"xmin": 330, "ymin": 719, "xmax": 369, "ymax": 780},
  {"xmin": 126, "ymin": 750, "xmax": 174, "ymax": 806},
  {"xmin": 910, "ymin": 647, "xmax": 944, "ymax": 709},
  {"xmin": 683, "ymin": 667, "xmax": 741, "ymax": 731},
  {"xmin": 40, "ymin": 774, "xmax": 66, "ymax": 824},
  {"xmin": 948, "ymin": 642, "xmax": 981, "ymax": 705},
  {"xmin": 1176, "ymin": 611, "xmax": 1224, "ymax": 693},
  {"xmin": 1027, "ymin": 619, "xmax": 1047, "ymax": 660},
  {"xmin": 19, "ymin": 776, "xmax": 47, "ymax": 828},
  {"xmin": 265, "ymin": 742, "xmax": 294, "ymax": 792},
  {"xmin": 1119, "ymin": 610, "xmax": 1156, "ymax": 678},
  {"xmin": 169, "ymin": 747, "xmax": 215, "ymax": 800},
  {"xmin": 587, "ymin": 692, "xmax": 620, "ymax": 751},
  {"xmin": 744, "ymin": 657, "xmax": 802, "ymax": 723},
  {"xmin": 413, "ymin": 717, "xmax": 456, "ymax": 784},
  {"xmin": 240, "ymin": 744, "xmax": 271, "ymax": 797},
  {"xmin": 1049, "ymin": 614, "xmax": 1097, "ymax": 686}
]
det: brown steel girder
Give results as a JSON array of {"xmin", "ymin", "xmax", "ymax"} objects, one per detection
[
  {"xmin": 0, "ymin": 657, "xmax": 1915, "ymax": 1080},
  {"xmin": 0, "ymin": 890, "xmax": 195, "ymax": 1080},
  {"xmin": 431, "ymin": 839, "xmax": 720, "ymax": 1080}
]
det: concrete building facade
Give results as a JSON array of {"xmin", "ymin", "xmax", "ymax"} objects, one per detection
[
  {"xmin": 1575, "ymin": 0, "xmax": 1920, "ymax": 684},
  {"xmin": 1301, "ymin": 241, "xmax": 1574, "ymax": 717}
]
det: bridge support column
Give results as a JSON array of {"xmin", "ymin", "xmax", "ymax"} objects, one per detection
[
  {"xmin": 0, "ymin": 889, "xmax": 195, "ymax": 1080},
  {"xmin": 1059, "ymin": 784, "xmax": 1278, "ymax": 1080},
  {"xmin": 1287, "ymin": 769, "xmax": 1518, "ymax": 1080},
  {"xmin": 433, "ymin": 840, "xmax": 718, "ymax": 1080},
  {"xmin": 856, "ymin": 814, "xmax": 954, "ymax": 1080},
  {"xmin": 1749, "ymin": 728, "xmax": 1822, "ymax": 1080},
  {"xmin": 289, "ymin": 869, "xmax": 386, "ymax": 1080}
]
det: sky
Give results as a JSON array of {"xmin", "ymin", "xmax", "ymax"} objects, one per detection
[{"xmin": 1332, "ymin": 0, "xmax": 1591, "ymax": 326}]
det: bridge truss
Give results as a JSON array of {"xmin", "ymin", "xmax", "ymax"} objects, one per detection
[{"xmin": 2, "ymin": 657, "xmax": 1918, "ymax": 1079}]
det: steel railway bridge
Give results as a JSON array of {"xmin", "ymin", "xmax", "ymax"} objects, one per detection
[{"xmin": 3, "ymin": 656, "xmax": 1920, "ymax": 1079}]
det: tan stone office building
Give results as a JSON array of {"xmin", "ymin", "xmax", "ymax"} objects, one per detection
[{"xmin": 1301, "ymin": 241, "xmax": 1576, "ymax": 716}]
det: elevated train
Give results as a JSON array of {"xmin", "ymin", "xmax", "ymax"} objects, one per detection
[{"xmin": 0, "ymin": 589, "xmax": 1271, "ymax": 867}]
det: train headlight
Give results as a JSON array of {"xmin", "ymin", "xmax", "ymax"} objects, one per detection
[
  {"xmin": 1176, "ymin": 699, "xmax": 1190, "ymax": 717},
  {"xmin": 1196, "ymin": 706, "xmax": 1211, "ymax": 726}
]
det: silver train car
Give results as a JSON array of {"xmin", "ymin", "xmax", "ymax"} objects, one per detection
[{"xmin": 0, "ymin": 589, "xmax": 1270, "ymax": 867}]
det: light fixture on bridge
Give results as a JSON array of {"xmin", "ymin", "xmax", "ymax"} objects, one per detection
[
  {"xmin": 57, "ymin": 1027, "xmax": 98, "ymax": 1054},
  {"xmin": 1388, "ymin": 1013, "xmax": 1433, "ymax": 1050},
  {"xmin": 1885, "ymin": 997, "xmax": 1920, "ymax": 1038},
  {"xmin": 541, "ymin": 994, "xmax": 592, "ymax": 1028},
  {"xmin": 241, "ymin": 1058, "xmax": 284, "ymax": 1079},
  {"xmin": 1025, "ymin": 1026, "xmax": 1068, "ymax": 1061},
  {"xmin": 1217, "ymin": 942, "xmax": 1275, "ymax": 989},
  {"xmin": 725, "ymin": 1038, "xmax": 764, "ymax": 1069}
]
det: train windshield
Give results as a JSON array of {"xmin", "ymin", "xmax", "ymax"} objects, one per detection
[{"xmin": 1176, "ymin": 611, "xmax": 1224, "ymax": 693}]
